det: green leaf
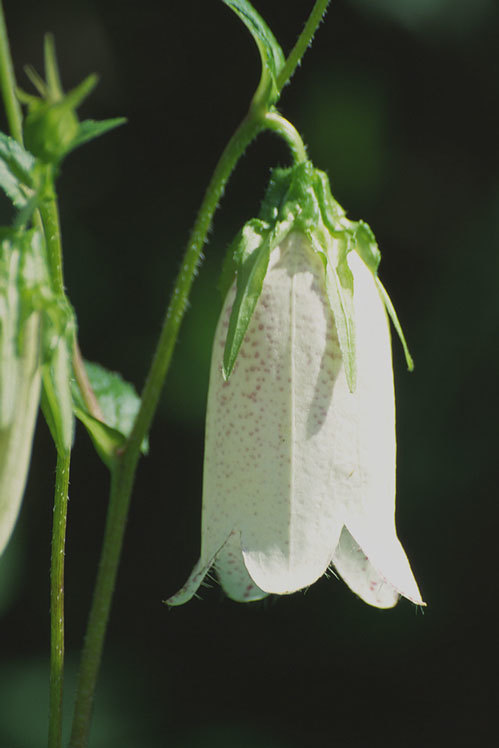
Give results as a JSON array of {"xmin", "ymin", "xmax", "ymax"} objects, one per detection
[
  {"xmin": 221, "ymin": 0, "xmax": 285, "ymax": 107},
  {"xmin": 72, "ymin": 361, "xmax": 147, "ymax": 468},
  {"xmin": 69, "ymin": 117, "xmax": 127, "ymax": 153},
  {"xmin": 72, "ymin": 407, "xmax": 126, "ymax": 470},
  {"xmin": 0, "ymin": 133, "xmax": 36, "ymax": 207}
]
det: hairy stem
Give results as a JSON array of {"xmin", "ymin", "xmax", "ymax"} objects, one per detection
[
  {"xmin": 38, "ymin": 181, "xmax": 65, "ymax": 295},
  {"xmin": 264, "ymin": 110, "xmax": 307, "ymax": 162},
  {"xmin": 48, "ymin": 451, "xmax": 70, "ymax": 748},
  {"xmin": 68, "ymin": 113, "xmax": 263, "ymax": 748},
  {"xmin": 277, "ymin": 0, "xmax": 331, "ymax": 94},
  {"xmin": 68, "ymin": 3, "xmax": 333, "ymax": 745}
]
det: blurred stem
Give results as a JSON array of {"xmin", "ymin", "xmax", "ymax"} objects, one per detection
[
  {"xmin": 0, "ymin": 0, "xmax": 23, "ymax": 144},
  {"xmin": 0, "ymin": 9, "xmax": 70, "ymax": 748},
  {"xmin": 48, "ymin": 450, "xmax": 70, "ymax": 748},
  {"xmin": 277, "ymin": 0, "xmax": 331, "ymax": 94},
  {"xmin": 73, "ymin": 340, "xmax": 105, "ymax": 421}
]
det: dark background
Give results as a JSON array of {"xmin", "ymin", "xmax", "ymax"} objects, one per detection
[{"xmin": 1, "ymin": 0, "xmax": 498, "ymax": 746}]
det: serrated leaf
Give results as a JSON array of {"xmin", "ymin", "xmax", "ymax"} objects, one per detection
[
  {"xmin": 72, "ymin": 360, "xmax": 147, "ymax": 468},
  {"xmin": 222, "ymin": 0, "xmax": 285, "ymax": 106},
  {"xmin": 0, "ymin": 133, "xmax": 36, "ymax": 208},
  {"xmin": 69, "ymin": 117, "xmax": 126, "ymax": 153}
]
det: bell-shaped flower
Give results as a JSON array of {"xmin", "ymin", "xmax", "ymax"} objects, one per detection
[{"xmin": 167, "ymin": 162, "xmax": 423, "ymax": 609}]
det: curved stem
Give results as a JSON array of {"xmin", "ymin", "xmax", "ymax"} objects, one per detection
[
  {"xmin": 0, "ymin": 0, "xmax": 23, "ymax": 145},
  {"xmin": 68, "ymin": 6, "xmax": 333, "ymax": 745},
  {"xmin": 263, "ymin": 110, "xmax": 307, "ymax": 163},
  {"xmin": 68, "ymin": 113, "xmax": 263, "ymax": 748},
  {"xmin": 277, "ymin": 0, "xmax": 331, "ymax": 94},
  {"xmin": 48, "ymin": 450, "xmax": 70, "ymax": 748}
]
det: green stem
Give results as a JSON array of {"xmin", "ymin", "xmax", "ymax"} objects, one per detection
[
  {"xmin": 68, "ymin": 5, "xmax": 332, "ymax": 744},
  {"xmin": 38, "ymin": 179, "xmax": 65, "ymax": 295},
  {"xmin": 264, "ymin": 110, "xmax": 307, "ymax": 162},
  {"xmin": 68, "ymin": 113, "xmax": 263, "ymax": 748},
  {"xmin": 127, "ymin": 115, "xmax": 262, "ymax": 458},
  {"xmin": 0, "ymin": 0, "xmax": 23, "ymax": 144},
  {"xmin": 277, "ymin": 0, "xmax": 331, "ymax": 94},
  {"xmin": 48, "ymin": 450, "xmax": 70, "ymax": 748},
  {"xmin": 0, "ymin": 9, "xmax": 71, "ymax": 748}
]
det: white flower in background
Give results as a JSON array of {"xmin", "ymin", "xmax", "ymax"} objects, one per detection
[
  {"xmin": 1, "ymin": 232, "xmax": 43, "ymax": 557},
  {"xmin": 0, "ymin": 228, "xmax": 60, "ymax": 559},
  {"xmin": 0, "ymin": 312, "xmax": 41, "ymax": 556},
  {"xmin": 168, "ymin": 230, "xmax": 424, "ymax": 609}
]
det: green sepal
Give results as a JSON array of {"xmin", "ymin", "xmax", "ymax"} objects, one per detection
[
  {"xmin": 41, "ymin": 333, "xmax": 74, "ymax": 454},
  {"xmin": 258, "ymin": 160, "xmax": 358, "ymax": 389},
  {"xmin": 222, "ymin": 219, "xmax": 271, "ymax": 379},
  {"xmin": 309, "ymin": 228, "xmax": 357, "ymax": 392},
  {"xmin": 68, "ymin": 118, "xmax": 127, "ymax": 152},
  {"xmin": 219, "ymin": 217, "xmax": 269, "ymax": 300},
  {"xmin": 351, "ymin": 220, "xmax": 381, "ymax": 274},
  {"xmin": 375, "ymin": 278, "xmax": 414, "ymax": 371},
  {"xmin": 0, "ymin": 133, "xmax": 36, "ymax": 208},
  {"xmin": 221, "ymin": 158, "xmax": 413, "ymax": 389},
  {"xmin": 221, "ymin": 0, "xmax": 285, "ymax": 108},
  {"xmin": 72, "ymin": 360, "xmax": 148, "ymax": 469},
  {"xmin": 222, "ymin": 216, "xmax": 295, "ymax": 380}
]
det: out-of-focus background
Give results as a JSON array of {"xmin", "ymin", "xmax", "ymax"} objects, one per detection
[{"xmin": 1, "ymin": 0, "xmax": 497, "ymax": 745}]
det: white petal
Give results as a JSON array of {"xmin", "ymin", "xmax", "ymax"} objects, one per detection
[
  {"xmin": 215, "ymin": 531, "xmax": 267, "ymax": 602},
  {"xmin": 332, "ymin": 526, "xmax": 399, "ymax": 609},
  {"xmin": 202, "ymin": 232, "xmax": 345, "ymax": 596},
  {"xmin": 166, "ymin": 554, "xmax": 214, "ymax": 607},
  {"xmin": 0, "ymin": 313, "xmax": 41, "ymax": 556},
  {"xmin": 167, "ymin": 531, "xmax": 267, "ymax": 606},
  {"xmin": 330, "ymin": 252, "xmax": 424, "ymax": 605}
]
